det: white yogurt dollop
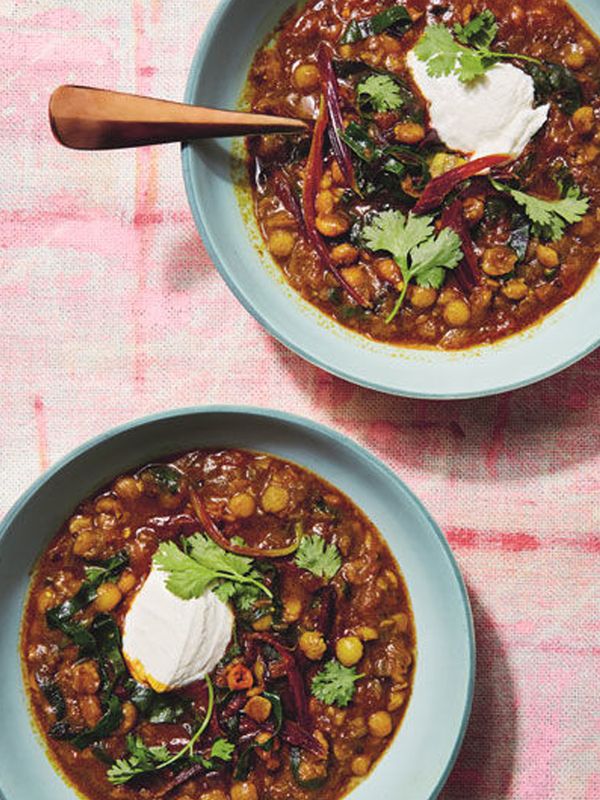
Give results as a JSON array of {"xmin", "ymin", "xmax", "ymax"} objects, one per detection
[
  {"xmin": 122, "ymin": 565, "xmax": 233, "ymax": 692},
  {"xmin": 407, "ymin": 50, "xmax": 549, "ymax": 160}
]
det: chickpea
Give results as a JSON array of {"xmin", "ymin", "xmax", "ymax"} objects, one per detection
[
  {"xmin": 443, "ymin": 299, "xmax": 471, "ymax": 327},
  {"xmin": 572, "ymin": 106, "xmax": 595, "ymax": 135},
  {"xmin": 341, "ymin": 265, "xmax": 366, "ymax": 290},
  {"xmin": 95, "ymin": 496, "xmax": 123, "ymax": 517},
  {"xmin": 79, "ymin": 695, "xmax": 102, "ymax": 728},
  {"xmin": 564, "ymin": 43, "xmax": 586, "ymax": 70},
  {"xmin": 229, "ymin": 492, "xmax": 256, "ymax": 519},
  {"xmin": 293, "ymin": 62, "xmax": 320, "ymax": 92},
  {"xmin": 368, "ymin": 710, "xmax": 393, "ymax": 738},
  {"xmin": 315, "ymin": 212, "xmax": 351, "ymax": 237},
  {"xmin": 116, "ymin": 701, "xmax": 138, "ymax": 735},
  {"xmin": 94, "ymin": 582, "xmax": 122, "ymax": 612},
  {"xmin": 72, "ymin": 660, "xmax": 101, "ymax": 694},
  {"xmin": 268, "ymin": 229, "xmax": 296, "ymax": 258},
  {"xmin": 352, "ymin": 755, "xmax": 371, "ymax": 776},
  {"xmin": 231, "ymin": 782, "xmax": 258, "ymax": 800},
  {"xmin": 199, "ymin": 791, "xmax": 228, "ymax": 800},
  {"xmin": 261, "ymin": 484, "xmax": 289, "ymax": 513},
  {"xmin": 374, "ymin": 257, "xmax": 401, "ymax": 283},
  {"xmin": 331, "ymin": 160, "xmax": 345, "ymax": 185},
  {"xmin": 429, "ymin": 152, "xmax": 466, "ymax": 178},
  {"xmin": 481, "ymin": 245, "xmax": 518, "ymax": 276},
  {"xmin": 315, "ymin": 189, "xmax": 335, "ymax": 215},
  {"xmin": 299, "ymin": 630, "xmax": 327, "ymax": 661},
  {"xmin": 330, "ymin": 243, "xmax": 359, "ymax": 266},
  {"xmin": 114, "ymin": 476, "xmax": 141, "ymax": 501},
  {"xmin": 356, "ymin": 625, "xmax": 378, "ymax": 642},
  {"xmin": 463, "ymin": 196, "xmax": 485, "ymax": 224},
  {"xmin": 536, "ymin": 244, "xmax": 560, "ymax": 269},
  {"xmin": 69, "ymin": 515, "xmax": 93, "ymax": 535},
  {"xmin": 283, "ymin": 596, "xmax": 303, "ymax": 623},
  {"xmin": 410, "ymin": 285, "xmax": 438, "ymax": 309},
  {"xmin": 393, "ymin": 122, "xmax": 425, "ymax": 144},
  {"xmin": 117, "ymin": 569, "xmax": 137, "ymax": 595},
  {"xmin": 252, "ymin": 614, "xmax": 273, "ymax": 632},
  {"xmin": 502, "ymin": 279, "xmax": 529, "ymax": 301},
  {"xmin": 37, "ymin": 587, "xmax": 56, "ymax": 613},
  {"xmin": 244, "ymin": 695, "xmax": 273, "ymax": 723},
  {"xmin": 388, "ymin": 688, "xmax": 407, "ymax": 712},
  {"xmin": 336, "ymin": 636, "xmax": 364, "ymax": 667},
  {"xmin": 72, "ymin": 529, "xmax": 101, "ymax": 559}
]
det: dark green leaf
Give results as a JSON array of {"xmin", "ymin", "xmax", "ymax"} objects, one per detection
[
  {"xmin": 125, "ymin": 680, "xmax": 189, "ymax": 723},
  {"xmin": 341, "ymin": 122, "xmax": 378, "ymax": 163},
  {"xmin": 144, "ymin": 465, "xmax": 182, "ymax": 495},
  {"xmin": 508, "ymin": 213, "xmax": 530, "ymax": 260},
  {"xmin": 55, "ymin": 695, "xmax": 123, "ymax": 750},
  {"xmin": 525, "ymin": 61, "xmax": 582, "ymax": 115},
  {"xmin": 340, "ymin": 5, "xmax": 412, "ymax": 44},
  {"xmin": 38, "ymin": 679, "xmax": 66, "ymax": 720}
]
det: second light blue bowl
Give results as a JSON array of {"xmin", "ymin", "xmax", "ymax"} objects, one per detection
[{"xmin": 182, "ymin": 0, "xmax": 600, "ymax": 399}]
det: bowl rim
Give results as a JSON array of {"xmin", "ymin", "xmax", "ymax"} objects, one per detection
[
  {"xmin": 0, "ymin": 404, "xmax": 475, "ymax": 800},
  {"xmin": 180, "ymin": 0, "xmax": 600, "ymax": 400}
]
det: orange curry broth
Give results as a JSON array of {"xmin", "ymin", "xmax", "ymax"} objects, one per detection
[
  {"xmin": 246, "ymin": 0, "xmax": 600, "ymax": 349},
  {"xmin": 22, "ymin": 449, "xmax": 415, "ymax": 800}
]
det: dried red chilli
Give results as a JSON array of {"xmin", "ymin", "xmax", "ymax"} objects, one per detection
[
  {"xmin": 413, "ymin": 154, "xmax": 511, "ymax": 214},
  {"xmin": 272, "ymin": 172, "xmax": 306, "ymax": 232},
  {"xmin": 440, "ymin": 199, "xmax": 480, "ymax": 292},
  {"xmin": 301, "ymin": 95, "xmax": 368, "ymax": 307},
  {"xmin": 316, "ymin": 42, "xmax": 354, "ymax": 188},
  {"xmin": 250, "ymin": 633, "xmax": 311, "ymax": 729},
  {"xmin": 281, "ymin": 720, "xmax": 325, "ymax": 757}
]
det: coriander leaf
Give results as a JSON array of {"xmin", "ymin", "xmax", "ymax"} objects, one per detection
[
  {"xmin": 294, "ymin": 534, "xmax": 342, "ymax": 580},
  {"xmin": 311, "ymin": 660, "xmax": 364, "ymax": 707},
  {"xmin": 154, "ymin": 535, "xmax": 272, "ymax": 603},
  {"xmin": 410, "ymin": 227, "xmax": 463, "ymax": 288},
  {"xmin": 362, "ymin": 210, "xmax": 434, "ymax": 271},
  {"xmin": 362, "ymin": 210, "xmax": 462, "ymax": 320},
  {"xmin": 357, "ymin": 74, "xmax": 403, "ymax": 112},
  {"xmin": 414, "ymin": 23, "xmax": 462, "ymax": 78},
  {"xmin": 457, "ymin": 48, "xmax": 487, "ymax": 82},
  {"xmin": 107, "ymin": 734, "xmax": 171, "ymax": 785},
  {"xmin": 415, "ymin": 20, "xmax": 542, "ymax": 84},
  {"xmin": 211, "ymin": 738, "xmax": 235, "ymax": 761},
  {"xmin": 187, "ymin": 533, "xmax": 253, "ymax": 579},
  {"xmin": 154, "ymin": 540, "xmax": 215, "ymax": 599},
  {"xmin": 454, "ymin": 10, "xmax": 498, "ymax": 49},
  {"xmin": 491, "ymin": 179, "xmax": 589, "ymax": 241}
]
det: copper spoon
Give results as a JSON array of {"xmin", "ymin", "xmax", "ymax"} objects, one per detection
[{"xmin": 49, "ymin": 85, "xmax": 309, "ymax": 150}]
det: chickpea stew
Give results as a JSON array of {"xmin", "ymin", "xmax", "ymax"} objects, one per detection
[
  {"xmin": 246, "ymin": 0, "xmax": 600, "ymax": 349},
  {"xmin": 22, "ymin": 449, "xmax": 415, "ymax": 800}
]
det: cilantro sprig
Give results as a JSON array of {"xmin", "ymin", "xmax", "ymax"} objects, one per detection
[
  {"xmin": 107, "ymin": 677, "xmax": 230, "ymax": 785},
  {"xmin": 154, "ymin": 533, "xmax": 272, "ymax": 603},
  {"xmin": 490, "ymin": 179, "xmax": 589, "ymax": 241},
  {"xmin": 362, "ymin": 210, "xmax": 462, "ymax": 322},
  {"xmin": 294, "ymin": 534, "xmax": 342, "ymax": 580},
  {"xmin": 415, "ymin": 12, "xmax": 541, "ymax": 84},
  {"xmin": 311, "ymin": 660, "xmax": 364, "ymax": 707},
  {"xmin": 357, "ymin": 74, "xmax": 404, "ymax": 113}
]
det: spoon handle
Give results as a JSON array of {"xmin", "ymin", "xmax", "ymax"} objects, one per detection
[{"xmin": 49, "ymin": 85, "xmax": 308, "ymax": 150}]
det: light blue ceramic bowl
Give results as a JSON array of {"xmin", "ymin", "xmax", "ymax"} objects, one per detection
[
  {"xmin": 0, "ymin": 407, "xmax": 473, "ymax": 800},
  {"xmin": 182, "ymin": 0, "xmax": 600, "ymax": 399}
]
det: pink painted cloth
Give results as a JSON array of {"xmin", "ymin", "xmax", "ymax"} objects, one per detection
[{"xmin": 1, "ymin": 2, "xmax": 599, "ymax": 798}]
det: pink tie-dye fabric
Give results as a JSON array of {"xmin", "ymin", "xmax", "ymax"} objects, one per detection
[{"xmin": 1, "ymin": 2, "xmax": 599, "ymax": 798}]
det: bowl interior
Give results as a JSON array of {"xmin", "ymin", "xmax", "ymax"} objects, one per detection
[
  {"xmin": 0, "ymin": 407, "xmax": 473, "ymax": 800},
  {"xmin": 182, "ymin": 0, "xmax": 600, "ymax": 399}
]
